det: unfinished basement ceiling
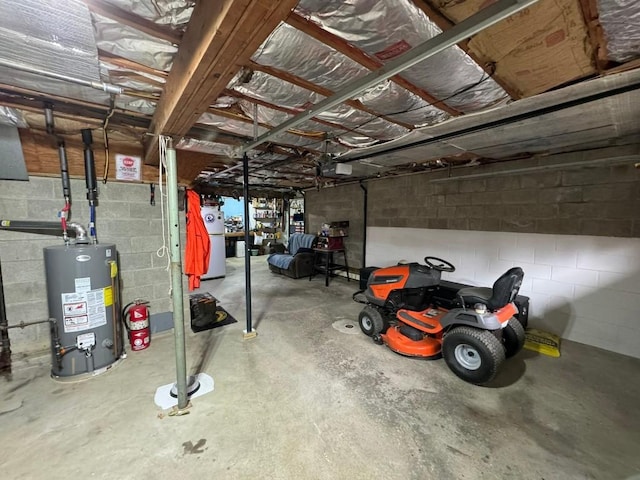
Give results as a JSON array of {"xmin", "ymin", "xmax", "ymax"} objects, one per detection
[{"xmin": 0, "ymin": 0, "xmax": 639, "ymax": 192}]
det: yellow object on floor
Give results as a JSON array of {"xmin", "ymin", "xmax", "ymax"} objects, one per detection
[{"xmin": 524, "ymin": 328, "xmax": 561, "ymax": 357}]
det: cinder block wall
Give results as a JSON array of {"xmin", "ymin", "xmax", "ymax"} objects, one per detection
[
  {"xmin": 306, "ymin": 183, "xmax": 365, "ymax": 269},
  {"xmin": 365, "ymin": 155, "xmax": 639, "ymax": 236},
  {"xmin": 0, "ymin": 177, "xmax": 184, "ymax": 356}
]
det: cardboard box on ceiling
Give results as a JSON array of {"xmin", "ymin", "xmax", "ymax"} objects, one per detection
[{"xmin": 437, "ymin": 0, "xmax": 595, "ymax": 97}]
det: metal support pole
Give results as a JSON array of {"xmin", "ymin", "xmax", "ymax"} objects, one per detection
[
  {"xmin": 166, "ymin": 146, "xmax": 188, "ymax": 409},
  {"xmin": 242, "ymin": 153, "xmax": 255, "ymax": 339}
]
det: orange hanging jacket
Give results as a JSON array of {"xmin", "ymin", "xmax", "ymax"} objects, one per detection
[{"xmin": 184, "ymin": 189, "xmax": 211, "ymax": 291}]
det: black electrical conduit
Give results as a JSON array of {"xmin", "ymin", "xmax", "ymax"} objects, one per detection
[{"xmin": 341, "ymin": 80, "xmax": 640, "ymax": 164}]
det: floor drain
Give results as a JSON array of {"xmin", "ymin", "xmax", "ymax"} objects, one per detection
[{"xmin": 331, "ymin": 319, "xmax": 360, "ymax": 335}]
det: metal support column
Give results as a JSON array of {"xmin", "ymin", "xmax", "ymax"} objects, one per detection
[
  {"xmin": 242, "ymin": 153, "xmax": 255, "ymax": 339},
  {"xmin": 166, "ymin": 146, "xmax": 188, "ymax": 409}
]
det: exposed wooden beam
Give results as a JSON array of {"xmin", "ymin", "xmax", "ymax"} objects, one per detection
[
  {"xmin": 19, "ymin": 130, "xmax": 161, "ymax": 183},
  {"xmin": 207, "ymin": 106, "xmax": 273, "ymax": 131},
  {"xmin": 411, "ymin": 0, "xmax": 521, "ymax": 100},
  {"xmin": 188, "ymin": 124, "xmax": 313, "ymax": 157},
  {"xmin": 604, "ymin": 58, "xmax": 640, "ymax": 76},
  {"xmin": 83, "ymin": 0, "xmax": 182, "ymax": 45},
  {"xmin": 286, "ymin": 12, "xmax": 461, "ymax": 117},
  {"xmin": 578, "ymin": 0, "xmax": 610, "ymax": 72},
  {"xmin": 223, "ymin": 88, "xmax": 374, "ymax": 141},
  {"xmin": 249, "ymin": 61, "xmax": 414, "ymax": 130},
  {"xmin": 207, "ymin": 106, "xmax": 329, "ymax": 141},
  {"xmin": 0, "ymin": 84, "xmax": 151, "ymax": 130},
  {"xmin": 144, "ymin": 0, "xmax": 300, "ymax": 165},
  {"xmin": 108, "ymin": 71, "xmax": 165, "ymax": 90},
  {"xmin": 98, "ymin": 49, "xmax": 169, "ymax": 78}
]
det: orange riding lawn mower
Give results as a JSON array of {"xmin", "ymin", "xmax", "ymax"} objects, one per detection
[{"xmin": 353, "ymin": 257, "xmax": 529, "ymax": 385}]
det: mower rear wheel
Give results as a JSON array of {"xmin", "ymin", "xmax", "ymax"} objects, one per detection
[
  {"xmin": 358, "ymin": 306, "xmax": 386, "ymax": 337},
  {"xmin": 442, "ymin": 327, "xmax": 505, "ymax": 385},
  {"xmin": 502, "ymin": 317, "xmax": 526, "ymax": 358}
]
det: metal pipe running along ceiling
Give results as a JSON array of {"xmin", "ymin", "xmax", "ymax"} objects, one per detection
[{"xmin": 230, "ymin": 0, "xmax": 539, "ymax": 163}]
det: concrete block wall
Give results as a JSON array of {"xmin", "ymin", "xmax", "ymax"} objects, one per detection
[
  {"xmin": 0, "ymin": 176, "xmax": 186, "ymax": 356},
  {"xmin": 366, "ymin": 227, "xmax": 640, "ymax": 359},
  {"xmin": 365, "ymin": 156, "xmax": 639, "ymax": 237},
  {"xmin": 306, "ymin": 183, "xmax": 365, "ymax": 269}
]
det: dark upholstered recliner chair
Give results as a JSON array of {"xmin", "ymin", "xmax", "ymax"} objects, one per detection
[{"xmin": 267, "ymin": 233, "xmax": 318, "ymax": 279}]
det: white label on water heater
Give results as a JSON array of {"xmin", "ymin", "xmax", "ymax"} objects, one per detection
[
  {"xmin": 76, "ymin": 332, "xmax": 96, "ymax": 350},
  {"xmin": 106, "ymin": 248, "xmax": 112, "ymax": 257},
  {"xmin": 75, "ymin": 277, "xmax": 91, "ymax": 293},
  {"xmin": 61, "ymin": 289, "xmax": 107, "ymax": 333}
]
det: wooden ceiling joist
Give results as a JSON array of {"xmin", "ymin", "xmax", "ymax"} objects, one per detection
[
  {"xmin": 0, "ymin": 84, "xmax": 151, "ymax": 131},
  {"xmin": 108, "ymin": 71, "xmax": 165, "ymax": 90},
  {"xmin": 207, "ymin": 105, "xmax": 333, "ymax": 141},
  {"xmin": 411, "ymin": 0, "xmax": 521, "ymax": 100},
  {"xmin": 249, "ymin": 61, "xmax": 414, "ymax": 131},
  {"xmin": 578, "ymin": 0, "xmax": 610, "ymax": 72},
  {"xmin": 144, "ymin": 0, "xmax": 300, "ymax": 165},
  {"xmin": 188, "ymin": 125, "xmax": 308, "ymax": 158},
  {"xmin": 98, "ymin": 49, "xmax": 169, "ymax": 78},
  {"xmin": 222, "ymin": 88, "xmax": 386, "ymax": 142},
  {"xmin": 83, "ymin": 0, "xmax": 182, "ymax": 45},
  {"xmin": 286, "ymin": 12, "xmax": 461, "ymax": 117}
]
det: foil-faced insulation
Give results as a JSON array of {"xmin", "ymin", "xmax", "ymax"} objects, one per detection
[
  {"xmin": 295, "ymin": 0, "xmax": 509, "ymax": 112},
  {"xmin": 598, "ymin": 0, "xmax": 640, "ymax": 62},
  {"xmin": 92, "ymin": 13, "xmax": 177, "ymax": 71},
  {"xmin": 115, "ymin": 95, "xmax": 157, "ymax": 115},
  {"xmin": 176, "ymin": 138, "xmax": 238, "ymax": 157},
  {"xmin": 0, "ymin": 107, "xmax": 29, "ymax": 128},
  {"xmin": 197, "ymin": 112, "xmax": 332, "ymax": 149},
  {"xmin": 99, "ymin": 0, "xmax": 194, "ymax": 29},
  {"xmin": 233, "ymin": 70, "xmax": 408, "ymax": 146},
  {"xmin": 0, "ymin": 0, "xmax": 101, "ymax": 83},
  {"xmin": 253, "ymin": 22, "xmax": 448, "ymax": 127},
  {"xmin": 198, "ymin": 112, "xmax": 269, "ymax": 139}
]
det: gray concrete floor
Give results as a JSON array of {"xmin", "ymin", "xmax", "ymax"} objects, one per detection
[{"xmin": 1, "ymin": 257, "xmax": 639, "ymax": 479}]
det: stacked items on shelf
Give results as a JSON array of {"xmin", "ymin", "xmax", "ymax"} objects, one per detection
[
  {"xmin": 224, "ymin": 215, "xmax": 243, "ymax": 233},
  {"xmin": 289, "ymin": 197, "xmax": 305, "ymax": 234},
  {"xmin": 318, "ymin": 221, "xmax": 349, "ymax": 249},
  {"xmin": 252, "ymin": 197, "xmax": 283, "ymax": 244}
]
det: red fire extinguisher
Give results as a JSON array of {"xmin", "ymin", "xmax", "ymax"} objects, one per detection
[{"xmin": 123, "ymin": 300, "xmax": 150, "ymax": 351}]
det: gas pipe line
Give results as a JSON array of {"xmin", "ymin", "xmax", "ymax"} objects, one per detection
[{"xmin": 45, "ymin": 103, "xmax": 73, "ymax": 244}]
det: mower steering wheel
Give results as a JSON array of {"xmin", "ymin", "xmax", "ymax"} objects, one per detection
[{"xmin": 424, "ymin": 256, "xmax": 456, "ymax": 273}]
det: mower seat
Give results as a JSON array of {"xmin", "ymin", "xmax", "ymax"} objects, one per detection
[{"xmin": 457, "ymin": 267, "xmax": 524, "ymax": 312}]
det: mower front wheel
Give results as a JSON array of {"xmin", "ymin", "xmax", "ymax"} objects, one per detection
[
  {"xmin": 442, "ymin": 327, "xmax": 505, "ymax": 385},
  {"xmin": 358, "ymin": 306, "xmax": 386, "ymax": 337},
  {"xmin": 502, "ymin": 317, "xmax": 526, "ymax": 358}
]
